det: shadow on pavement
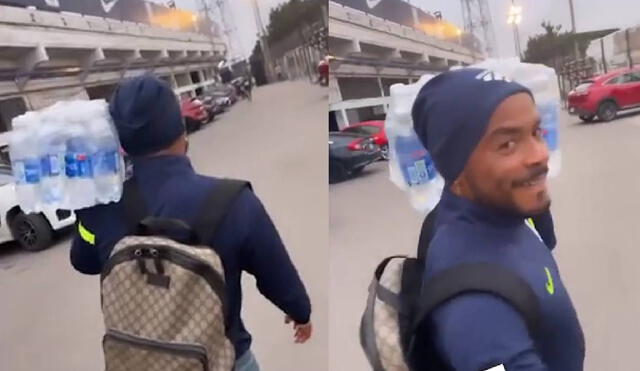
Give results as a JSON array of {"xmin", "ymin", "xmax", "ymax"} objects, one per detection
[
  {"xmin": 330, "ymin": 162, "xmax": 387, "ymax": 186},
  {"xmin": 0, "ymin": 226, "xmax": 73, "ymax": 261},
  {"xmin": 568, "ymin": 108, "xmax": 640, "ymax": 128},
  {"xmin": 0, "ymin": 241, "xmax": 22, "ymax": 260}
]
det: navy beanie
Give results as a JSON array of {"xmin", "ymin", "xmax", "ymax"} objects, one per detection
[
  {"xmin": 411, "ymin": 68, "xmax": 532, "ymax": 183},
  {"xmin": 109, "ymin": 74, "xmax": 185, "ymax": 156}
]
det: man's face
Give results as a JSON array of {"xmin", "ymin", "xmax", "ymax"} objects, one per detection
[{"xmin": 456, "ymin": 93, "xmax": 550, "ymax": 217}]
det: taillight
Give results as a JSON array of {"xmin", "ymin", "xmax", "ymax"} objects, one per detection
[{"xmin": 348, "ymin": 139, "xmax": 363, "ymax": 151}]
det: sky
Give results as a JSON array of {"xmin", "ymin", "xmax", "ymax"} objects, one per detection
[
  {"xmin": 150, "ymin": 0, "xmax": 288, "ymax": 58},
  {"xmin": 410, "ymin": 0, "xmax": 639, "ymax": 58}
]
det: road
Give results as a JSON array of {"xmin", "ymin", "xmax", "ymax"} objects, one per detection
[
  {"xmin": 0, "ymin": 81, "xmax": 328, "ymax": 371},
  {"xmin": 330, "ymin": 109, "xmax": 640, "ymax": 371}
]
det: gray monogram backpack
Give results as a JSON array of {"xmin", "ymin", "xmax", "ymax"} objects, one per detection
[
  {"xmin": 360, "ymin": 206, "xmax": 542, "ymax": 370},
  {"xmin": 101, "ymin": 178, "xmax": 249, "ymax": 371}
]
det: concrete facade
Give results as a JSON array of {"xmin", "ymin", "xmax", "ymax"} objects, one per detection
[
  {"xmin": 0, "ymin": 4, "xmax": 227, "ymax": 131},
  {"xmin": 328, "ymin": 1, "xmax": 484, "ymax": 129}
]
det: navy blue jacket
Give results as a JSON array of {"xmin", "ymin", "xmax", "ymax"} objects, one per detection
[
  {"xmin": 70, "ymin": 155, "xmax": 311, "ymax": 358},
  {"xmin": 423, "ymin": 189, "xmax": 585, "ymax": 370}
]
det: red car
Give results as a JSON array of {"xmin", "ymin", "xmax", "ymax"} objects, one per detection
[
  {"xmin": 180, "ymin": 96, "xmax": 209, "ymax": 133},
  {"xmin": 340, "ymin": 120, "xmax": 389, "ymax": 160},
  {"xmin": 568, "ymin": 67, "xmax": 640, "ymax": 122}
]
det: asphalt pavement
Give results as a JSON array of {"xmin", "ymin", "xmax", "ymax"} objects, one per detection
[
  {"xmin": 0, "ymin": 80, "xmax": 328, "ymax": 371},
  {"xmin": 329, "ymin": 109, "xmax": 640, "ymax": 371}
]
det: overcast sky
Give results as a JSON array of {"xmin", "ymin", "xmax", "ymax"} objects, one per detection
[
  {"xmin": 151, "ymin": 0, "xmax": 287, "ymax": 58},
  {"xmin": 411, "ymin": 0, "xmax": 639, "ymax": 58}
]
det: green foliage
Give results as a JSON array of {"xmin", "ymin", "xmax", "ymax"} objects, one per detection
[
  {"xmin": 266, "ymin": 0, "xmax": 324, "ymax": 44},
  {"xmin": 523, "ymin": 21, "xmax": 590, "ymax": 67}
]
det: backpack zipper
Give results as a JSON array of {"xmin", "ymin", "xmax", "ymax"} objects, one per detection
[
  {"xmin": 104, "ymin": 329, "xmax": 209, "ymax": 371},
  {"xmin": 101, "ymin": 244, "xmax": 227, "ymax": 317}
]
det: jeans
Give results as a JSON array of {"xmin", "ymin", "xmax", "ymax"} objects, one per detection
[{"xmin": 234, "ymin": 350, "xmax": 260, "ymax": 371}]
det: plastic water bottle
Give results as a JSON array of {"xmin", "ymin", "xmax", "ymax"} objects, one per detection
[
  {"xmin": 387, "ymin": 82, "xmax": 444, "ymax": 215},
  {"xmin": 90, "ymin": 115, "xmax": 122, "ymax": 204},
  {"xmin": 65, "ymin": 124, "xmax": 96, "ymax": 210},
  {"xmin": 38, "ymin": 117, "xmax": 67, "ymax": 205},
  {"xmin": 10, "ymin": 113, "xmax": 42, "ymax": 213}
]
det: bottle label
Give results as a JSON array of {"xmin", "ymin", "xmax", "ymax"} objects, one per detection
[
  {"xmin": 65, "ymin": 153, "xmax": 93, "ymax": 178},
  {"xmin": 94, "ymin": 150, "xmax": 120, "ymax": 175},
  {"xmin": 14, "ymin": 159, "xmax": 41, "ymax": 184},
  {"xmin": 539, "ymin": 103, "xmax": 559, "ymax": 151},
  {"xmin": 41, "ymin": 154, "xmax": 62, "ymax": 177},
  {"xmin": 406, "ymin": 157, "xmax": 436, "ymax": 186}
]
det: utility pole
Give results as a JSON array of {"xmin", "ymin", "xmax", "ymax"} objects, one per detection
[
  {"xmin": 250, "ymin": 0, "xmax": 275, "ymax": 83},
  {"xmin": 568, "ymin": 0, "xmax": 580, "ymax": 60}
]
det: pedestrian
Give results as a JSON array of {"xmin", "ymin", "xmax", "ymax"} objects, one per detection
[
  {"xmin": 410, "ymin": 69, "xmax": 585, "ymax": 370},
  {"xmin": 317, "ymin": 59, "xmax": 329, "ymax": 86},
  {"xmin": 70, "ymin": 74, "xmax": 312, "ymax": 371}
]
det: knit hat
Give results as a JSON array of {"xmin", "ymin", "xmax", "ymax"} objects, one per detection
[
  {"xmin": 109, "ymin": 73, "xmax": 185, "ymax": 156},
  {"xmin": 412, "ymin": 68, "xmax": 532, "ymax": 183}
]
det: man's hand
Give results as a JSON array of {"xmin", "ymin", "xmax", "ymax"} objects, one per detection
[{"xmin": 285, "ymin": 315, "xmax": 312, "ymax": 344}]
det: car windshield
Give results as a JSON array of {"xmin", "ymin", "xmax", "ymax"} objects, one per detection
[
  {"xmin": 0, "ymin": 147, "xmax": 13, "ymax": 185},
  {"xmin": 0, "ymin": 167, "xmax": 12, "ymax": 185},
  {"xmin": 343, "ymin": 125, "xmax": 379, "ymax": 136}
]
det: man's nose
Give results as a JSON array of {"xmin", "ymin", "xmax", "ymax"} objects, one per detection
[{"xmin": 526, "ymin": 136, "xmax": 550, "ymax": 167}]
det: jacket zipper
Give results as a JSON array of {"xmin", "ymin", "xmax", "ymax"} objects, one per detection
[{"xmin": 104, "ymin": 329, "xmax": 209, "ymax": 371}]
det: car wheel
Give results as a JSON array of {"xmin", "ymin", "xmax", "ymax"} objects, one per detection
[
  {"xmin": 185, "ymin": 118, "xmax": 201, "ymax": 133},
  {"xmin": 597, "ymin": 101, "xmax": 618, "ymax": 122},
  {"xmin": 329, "ymin": 160, "xmax": 348, "ymax": 184},
  {"xmin": 579, "ymin": 114, "xmax": 595, "ymax": 123},
  {"xmin": 380, "ymin": 144, "xmax": 389, "ymax": 161},
  {"xmin": 10, "ymin": 212, "xmax": 53, "ymax": 252}
]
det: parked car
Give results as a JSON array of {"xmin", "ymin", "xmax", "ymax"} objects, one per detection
[
  {"xmin": 340, "ymin": 120, "xmax": 388, "ymax": 160},
  {"xmin": 198, "ymin": 95, "xmax": 225, "ymax": 117},
  {"xmin": 0, "ymin": 146, "xmax": 75, "ymax": 251},
  {"xmin": 180, "ymin": 97, "xmax": 209, "ymax": 133},
  {"xmin": 203, "ymin": 85, "xmax": 237, "ymax": 107},
  {"xmin": 568, "ymin": 67, "xmax": 640, "ymax": 122},
  {"xmin": 329, "ymin": 132, "xmax": 381, "ymax": 184}
]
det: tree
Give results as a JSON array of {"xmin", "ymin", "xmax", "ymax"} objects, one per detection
[
  {"xmin": 265, "ymin": 0, "xmax": 323, "ymax": 44},
  {"xmin": 523, "ymin": 21, "xmax": 590, "ymax": 68}
]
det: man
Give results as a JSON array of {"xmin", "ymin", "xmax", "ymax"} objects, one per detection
[
  {"xmin": 411, "ymin": 69, "xmax": 584, "ymax": 370},
  {"xmin": 70, "ymin": 74, "xmax": 312, "ymax": 371}
]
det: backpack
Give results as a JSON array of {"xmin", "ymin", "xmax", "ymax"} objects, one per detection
[
  {"xmin": 360, "ymin": 205, "xmax": 542, "ymax": 371},
  {"xmin": 100, "ymin": 178, "xmax": 250, "ymax": 371}
]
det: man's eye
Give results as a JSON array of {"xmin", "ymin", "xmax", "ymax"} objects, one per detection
[
  {"xmin": 534, "ymin": 128, "xmax": 544, "ymax": 138},
  {"xmin": 500, "ymin": 140, "xmax": 516, "ymax": 150}
]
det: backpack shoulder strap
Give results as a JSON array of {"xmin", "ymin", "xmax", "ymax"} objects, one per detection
[
  {"xmin": 193, "ymin": 179, "xmax": 252, "ymax": 245},
  {"xmin": 414, "ymin": 263, "xmax": 541, "ymax": 335},
  {"xmin": 122, "ymin": 178, "xmax": 147, "ymax": 233},
  {"xmin": 417, "ymin": 203, "xmax": 439, "ymax": 262}
]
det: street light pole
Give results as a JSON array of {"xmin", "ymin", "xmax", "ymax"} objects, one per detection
[{"xmin": 507, "ymin": 1, "xmax": 523, "ymax": 60}]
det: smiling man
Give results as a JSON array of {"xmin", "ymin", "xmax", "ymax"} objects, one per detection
[{"xmin": 411, "ymin": 69, "xmax": 585, "ymax": 370}]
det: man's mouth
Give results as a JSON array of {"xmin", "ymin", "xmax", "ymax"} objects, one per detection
[
  {"xmin": 514, "ymin": 168, "xmax": 548, "ymax": 188},
  {"xmin": 520, "ymin": 174, "xmax": 546, "ymax": 187}
]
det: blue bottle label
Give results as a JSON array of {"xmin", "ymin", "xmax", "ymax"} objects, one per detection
[
  {"xmin": 538, "ymin": 103, "xmax": 559, "ymax": 151},
  {"xmin": 395, "ymin": 135, "xmax": 437, "ymax": 186},
  {"xmin": 14, "ymin": 159, "xmax": 40, "ymax": 184},
  {"xmin": 65, "ymin": 153, "xmax": 93, "ymax": 178}
]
